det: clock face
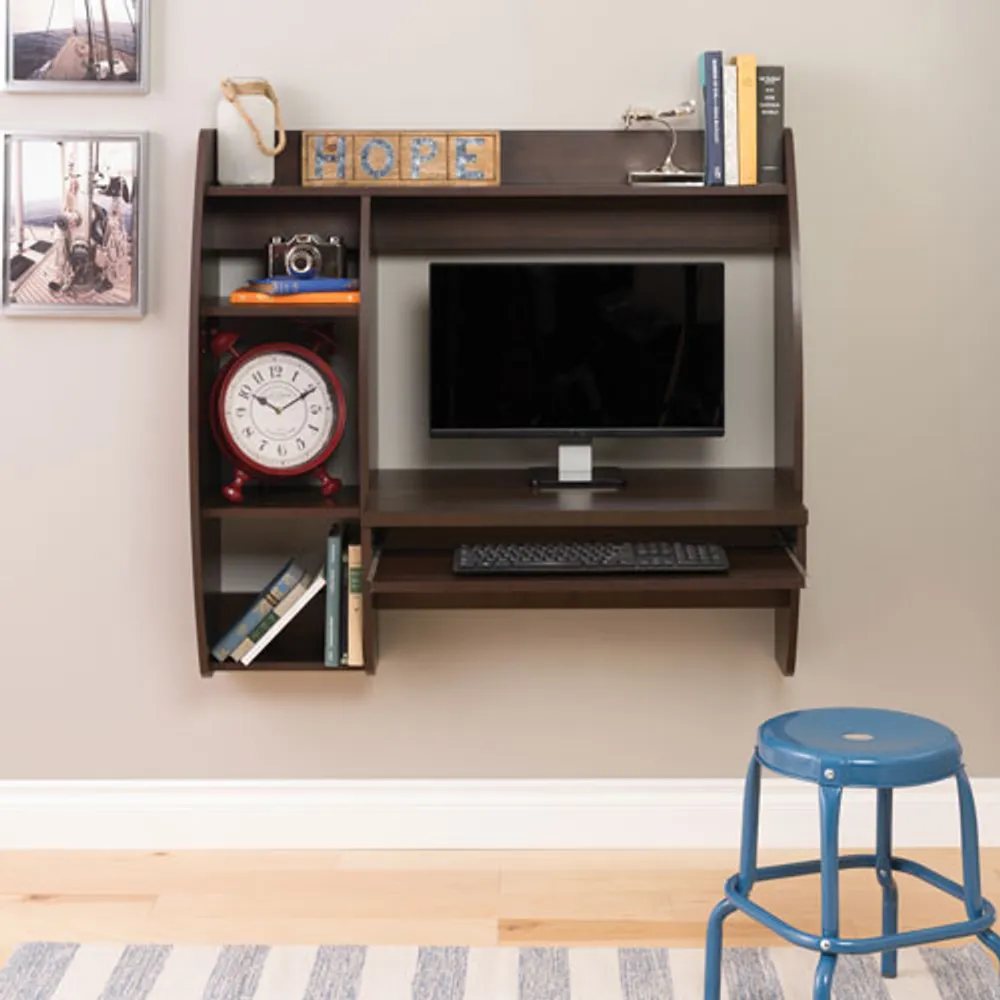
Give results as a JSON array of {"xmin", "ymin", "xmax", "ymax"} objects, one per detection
[{"xmin": 221, "ymin": 349, "xmax": 339, "ymax": 472}]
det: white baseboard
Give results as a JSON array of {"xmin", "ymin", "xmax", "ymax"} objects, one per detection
[{"xmin": 0, "ymin": 778, "xmax": 996, "ymax": 850}]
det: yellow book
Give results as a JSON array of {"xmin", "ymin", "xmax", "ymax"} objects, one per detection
[{"xmin": 733, "ymin": 54, "xmax": 757, "ymax": 185}]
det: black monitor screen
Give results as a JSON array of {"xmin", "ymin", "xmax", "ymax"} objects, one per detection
[{"xmin": 429, "ymin": 262, "xmax": 724, "ymax": 437}]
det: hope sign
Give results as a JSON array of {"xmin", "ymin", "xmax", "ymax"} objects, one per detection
[{"xmin": 302, "ymin": 131, "xmax": 500, "ymax": 187}]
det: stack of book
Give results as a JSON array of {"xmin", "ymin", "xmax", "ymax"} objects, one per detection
[
  {"xmin": 210, "ymin": 526, "xmax": 363, "ymax": 668},
  {"xmin": 228, "ymin": 276, "xmax": 360, "ymax": 306},
  {"xmin": 699, "ymin": 51, "xmax": 785, "ymax": 187}
]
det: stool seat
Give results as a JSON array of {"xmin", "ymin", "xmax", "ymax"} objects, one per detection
[{"xmin": 757, "ymin": 707, "xmax": 962, "ymax": 788}]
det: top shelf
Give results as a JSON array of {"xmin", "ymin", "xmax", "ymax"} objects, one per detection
[{"xmin": 204, "ymin": 183, "xmax": 787, "ymax": 200}]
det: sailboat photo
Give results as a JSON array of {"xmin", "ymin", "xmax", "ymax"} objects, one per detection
[
  {"xmin": 6, "ymin": 0, "xmax": 148, "ymax": 92},
  {"xmin": 3, "ymin": 133, "xmax": 147, "ymax": 317}
]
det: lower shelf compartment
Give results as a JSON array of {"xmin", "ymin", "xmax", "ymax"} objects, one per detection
[
  {"xmin": 203, "ymin": 591, "xmax": 361, "ymax": 674},
  {"xmin": 371, "ymin": 546, "xmax": 804, "ymax": 611}
]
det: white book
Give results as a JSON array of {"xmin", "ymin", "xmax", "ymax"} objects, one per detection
[
  {"xmin": 240, "ymin": 571, "xmax": 327, "ymax": 666},
  {"xmin": 723, "ymin": 64, "xmax": 739, "ymax": 186}
]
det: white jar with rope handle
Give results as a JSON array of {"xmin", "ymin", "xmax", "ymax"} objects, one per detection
[{"xmin": 216, "ymin": 78, "xmax": 285, "ymax": 185}]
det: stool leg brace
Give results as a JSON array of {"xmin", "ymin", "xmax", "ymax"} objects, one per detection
[{"xmin": 704, "ymin": 759, "xmax": 1000, "ymax": 1000}]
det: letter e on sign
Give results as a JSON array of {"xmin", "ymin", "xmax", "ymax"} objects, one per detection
[{"xmin": 448, "ymin": 134, "xmax": 498, "ymax": 184}]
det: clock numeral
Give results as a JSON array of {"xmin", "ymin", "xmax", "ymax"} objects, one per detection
[
  {"xmin": 308, "ymin": 424, "xmax": 320, "ymax": 433},
  {"xmin": 277, "ymin": 444, "xmax": 287, "ymax": 457},
  {"xmin": 296, "ymin": 438, "xmax": 306, "ymax": 450},
  {"xmin": 269, "ymin": 364, "xmax": 283, "ymax": 378},
  {"xmin": 238, "ymin": 385, "xmax": 251, "ymax": 400},
  {"xmin": 310, "ymin": 404, "xmax": 320, "ymax": 416},
  {"xmin": 292, "ymin": 370, "xmax": 300, "ymax": 382},
  {"xmin": 242, "ymin": 426, "xmax": 254, "ymax": 438},
  {"xmin": 259, "ymin": 441, "xmax": 268, "ymax": 452},
  {"xmin": 252, "ymin": 370, "xmax": 265, "ymax": 386},
  {"xmin": 235, "ymin": 407, "xmax": 247, "ymax": 418}
]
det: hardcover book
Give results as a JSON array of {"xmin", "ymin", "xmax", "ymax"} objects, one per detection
[
  {"xmin": 756, "ymin": 65, "xmax": 785, "ymax": 184},
  {"xmin": 324, "ymin": 525, "xmax": 345, "ymax": 667},
  {"xmin": 247, "ymin": 277, "xmax": 359, "ymax": 295},
  {"xmin": 241, "ymin": 570, "xmax": 328, "ymax": 667},
  {"xmin": 231, "ymin": 579, "xmax": 309, "ymax": 662},
  {"xmin": 210, "ymin": 558, "xmax": 307, "ymax": 661},
  {"xmin": 229, "ymin": 288, "xmax": 360, "ymax": 305},
  {"xmin": 700, "ymin": 51, "xmax": 725, "ymax": 186},
  {"xmin": 346, "ymin": 545, "xmax": 364, "ymax": 668},
  {"xmin": 722, "ymin": 64, "xmax": 739, "ymax": 186},
  {"xmin": 733, "ymin": 54, "xmax": 758, "ymax": 185}
]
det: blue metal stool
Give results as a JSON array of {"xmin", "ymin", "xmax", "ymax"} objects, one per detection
[{"xmin": 704, "ymin": 707, "xmax": 1000, "ymax": 999}]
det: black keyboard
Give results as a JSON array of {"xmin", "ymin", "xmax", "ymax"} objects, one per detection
[{"xmin": 452, "ymin": 540, "xmax": 729, "ymax": 575}]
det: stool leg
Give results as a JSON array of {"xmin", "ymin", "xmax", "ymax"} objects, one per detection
[
  {"xmin": 956, "ymin": 767, "xmax": 1000, "ymax": 963},
  {"xmin": 814, "ymin": 783, "xmax": 842, "ymax": 1000},
  {"xmin": 876, "ymin": 788, "xmax": 898, "ymax": 978},
  {"xmin": 814, "ymin": 954, "xmax": 837, "ymax": 1000},
  {"xmin": 738, "ymin": 755, "xmax": 762, "ymax": 894},
  {"xmin": 704, "ymin": 755, "xmax": 760, "ymax": 1000},
  {"xmin": 704, "ymin": 898, "xmax": 736, "ymax": 1000}
]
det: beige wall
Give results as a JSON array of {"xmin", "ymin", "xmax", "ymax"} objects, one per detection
[{"xmin": 2, "ymin": 0, "xmax": 998, "ymax": 780}]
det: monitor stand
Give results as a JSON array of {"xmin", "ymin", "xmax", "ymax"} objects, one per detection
[{"xmin": 528, "ymin": 443, "xmax": 626, "ymax": 491}]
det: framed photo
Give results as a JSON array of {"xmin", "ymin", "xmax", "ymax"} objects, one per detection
[
  {"xmin": 3, "ymin": 131, "xmax": 147, "ymax": 317},
  {"xmin": 4, "ymin": 0, "xmax": 149, "ymax": 93}
]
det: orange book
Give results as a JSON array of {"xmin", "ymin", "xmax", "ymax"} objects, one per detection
[
  {"xmin": 732, "ymin": 54, "xmax": 757, "ymax": 185},
  {"xmin": 229, "ymin": 288, "xmax": 360, "ymax": 305}
]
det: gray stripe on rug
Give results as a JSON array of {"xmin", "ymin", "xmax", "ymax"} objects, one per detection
[
  {"xmin": 827, "ymin": 955, "xmax": 890, "ymax": 999},
  {"xmin": 0, "ymin": 943, "xmax": 78, "ymax": 1000},
  {"xmin": 619, "ymin": 948, "xmax": 672, "ymax": 1000},
  {"xmin": 413, "ymin": 946, "xmax": 468, "ymax": 1000},
  {"xmin": 98, "ymin": 944, "xmax": 172, "ymax": 1000},
  {"xmin": 201, "ymin": 945, "xmax": 269, "ymax": 1000},
  {"xmin": 921, "ymin": 943, "xmax": 1000, "ymax": 1000},
  {"xmin": 723, "ymin": 946, "xmax": 785, "ymax": 1000},
  {"xmin": 519, "ymin": 947, "xmax": 570, "ymax": 1000},
  {"xmin": 303, "ymin": 945, "xmax": 367, "ymax": 1000}
]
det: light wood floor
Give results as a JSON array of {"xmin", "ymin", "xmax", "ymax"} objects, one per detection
[{"xmin": 0, "ymin": 849, "xmax": 996, "ymax": 965}]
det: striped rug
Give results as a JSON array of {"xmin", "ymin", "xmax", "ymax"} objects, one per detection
[{"xmin": 0, "ymin": 941, "xmax": 996, "ymax": 999}]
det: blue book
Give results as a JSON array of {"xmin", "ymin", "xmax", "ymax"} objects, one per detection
[
  {"xmin": 247, "ymin": 277, "xmax": 358, "ymax": 295},
  {"xmin": 700, "ymin": 51, "xmax": 725, "ymax": 185},
  {"xmin": 210, "ymin": 558, "xmax": 307, "ymax": 661},
  {"xmin": 323, "ymin": 526, "xmax": 345, "ymax": 667}
]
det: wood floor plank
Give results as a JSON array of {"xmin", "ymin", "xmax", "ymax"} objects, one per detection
[{"xmin": 0, "ymin": 849, "xmax": 993, "ymax": 956}]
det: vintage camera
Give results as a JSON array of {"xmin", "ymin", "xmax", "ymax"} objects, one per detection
[{"xmin": 267, "ymin": 234, "xmax": 346, "ymax": 280}]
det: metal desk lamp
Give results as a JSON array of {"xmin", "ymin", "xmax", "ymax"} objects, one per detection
[{"xmin": 621, "ymin": 99, "xmax": 704, "ymax": 185}]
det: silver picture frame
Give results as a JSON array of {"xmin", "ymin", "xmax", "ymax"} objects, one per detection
[
  {"xmin": 3, "ymin": 0, "xmax": 149, "ymax": 94},
  {"xmin": 2, "ymin": 130, "xmax": 148, "ymax": 318}
]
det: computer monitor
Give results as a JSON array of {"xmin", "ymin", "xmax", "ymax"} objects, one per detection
[{"xmin": 428, "ymin": 261, "xmax": 725, "ymax": 486}]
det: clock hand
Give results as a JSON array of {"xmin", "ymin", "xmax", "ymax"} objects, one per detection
[
  {"xmin": 277, "ymin": 386, "xmax": 318, "ymax": 414},
  {"xmin": 253, "ymin": 394, "xmax": 282, "ymax": 414}
]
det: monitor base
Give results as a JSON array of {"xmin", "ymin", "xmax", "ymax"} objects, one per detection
[{"xmin": 528, "ymin": 466, "xmax": 626, "ymax": 491}]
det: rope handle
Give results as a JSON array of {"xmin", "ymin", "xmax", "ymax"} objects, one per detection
[{"xmin": 220, "ymin": 78, "xmax": 287, "ymax": 158}]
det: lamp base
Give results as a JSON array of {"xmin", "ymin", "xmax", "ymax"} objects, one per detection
[{"xmin": 628, "ymin": 169, "xmax": 705, "ymax": 186}]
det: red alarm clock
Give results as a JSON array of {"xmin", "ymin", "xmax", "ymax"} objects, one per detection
[{"xmin": 209, "ymin": 332, "xmax": 347, "ymax": 503}]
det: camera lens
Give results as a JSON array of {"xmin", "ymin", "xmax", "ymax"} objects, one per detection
[{"xmin": 286, "ymin": 245, "xmax": 322, "ymax": 277}]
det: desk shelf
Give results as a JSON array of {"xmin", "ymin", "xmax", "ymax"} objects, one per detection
[
  {"xmin": 189, "ymin": 126, "xmax": 806, "ymax": 677},
  {"xmin": 366, "ymin": 468, "xmax": 807, "ymax": 529}
]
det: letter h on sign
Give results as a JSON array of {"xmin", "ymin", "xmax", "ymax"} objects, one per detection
[{"xmin": 302, "ymin": 131, "xmax": 500, "ymax": 186}]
